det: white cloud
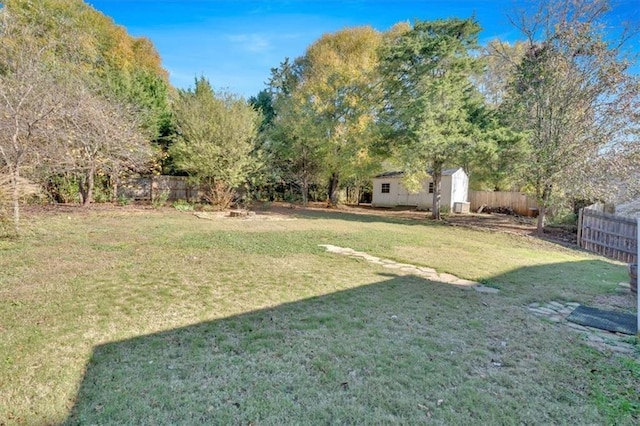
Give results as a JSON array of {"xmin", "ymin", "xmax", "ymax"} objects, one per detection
[{"xmin": 227, "ymin": 33, "xmax": 272, "ymax": 54}]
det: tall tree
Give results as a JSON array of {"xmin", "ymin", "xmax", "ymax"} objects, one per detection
[
  {"xmin": 378, "ymin": 18, "xmax": 486, "ymax": 219},
  {"xmin": 169, "ymin": 77, "xmax": 261, "ymax": 209},
  {"xmin": 0, "ymin": 8, "xmax": 64, "ymax": 231},
  {"xmin": 454, "ymin": 40, "xmax": 529, "ymax": 191},
  {"xmin": 267, "ymin": 92, "xmax": 326, "ymax": 205},
  {"xmin": 54, "ymin": 81, "xmax": 156, "ymax": 206},
  {"xmin": 261, "ymin": 59, "xmax": 326, "ymax": 204},
  {"xmin": 249, "ymin": 89, "xmax": 276, "ymax": 133},
  {"xmin": 294, "ymin": 26, "xmax": 384, "ymax": 205},
  {"xmin": 504, "ymin": 0, "xmax": 640, "ymax": 233},
  {"xmin": 4, "ymin": 0, "xmax": 174, "ymax": 150}
]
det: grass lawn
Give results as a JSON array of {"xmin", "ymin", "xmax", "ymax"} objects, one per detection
[{"xmin": 0, "ymin": 205, "xmax": 638, "ymax": 424}]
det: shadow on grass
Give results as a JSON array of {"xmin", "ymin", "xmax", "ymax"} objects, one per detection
[
  {"xmin": 270, "ymin": 207, "xmax": 579, "ymax": 251},
  {"xmin": 65, "ymin": 274, "xmax": 461, "ymax": 425},
  {"xmin": 283, "ymin": 207, "xmax": 440, "ymax": 227},
  {"xmin": 64, "ymin": 261, "xmax": 636, "ymax": 425},
  {"xmin": 271, "ymin": 206, "xmax": 583, "ymax": 252}
]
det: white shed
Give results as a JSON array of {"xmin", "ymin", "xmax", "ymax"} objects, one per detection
[{"xmin": 371, "ymin": 168, "xmax": 469, "ymax": 211}]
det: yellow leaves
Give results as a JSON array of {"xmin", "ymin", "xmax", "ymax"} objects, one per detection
[
  {"xmin": 385, "ymin": 21, "xmax": 411, "ymax": 40},
  {"xmin": 355, "ymin": 147, "xmax": 370, "ymax": 164},
  {"xmin": 3, "ymin": 0, "xmax": 167, "ymax": 85},
  {"xmin": 304, "ymin": 26, "xmax": 382, "ymax": 87},
  {"xmin": 356, "ymin": 114, "xmax": 373, "ymax": 130},
  {"xmin": 333, "ymin": 122, "xmax": 347, "ymax": 139},
  {"xmin": 131, "ymin": 37, "xmax": 167, "ymax": 80}
]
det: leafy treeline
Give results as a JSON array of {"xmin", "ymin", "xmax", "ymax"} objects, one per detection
[
  {"xmin": 255, "ymin": 0, "xmax": 640, "ymax": 229},
  {"xmin": 1, "ymin": 0, "xmax": 639, "ymax": 234},
  {"xmin": 0, "ymin": 0, "xmax": 262, "ymax": 235},
  {"xmin": 0, "ymin": 0, "xmax": 172, "ymax": 232},
  {"xmin": 3, "ymin": 0, "xmax": 173, "ymax": 141},
  {"xmin": 256, "ymin": 21, "xmax": 512, "ymax": 214}
]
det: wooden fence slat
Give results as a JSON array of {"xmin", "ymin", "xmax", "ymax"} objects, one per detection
[
  {"xmin": 578, "ymin": 238, "xmax": 637, "ymax": 255},
  {"xmin": 119, "ymin": 176, "xmax": 202, "ymax": 202},
  {"xmin": 578, "ymin": 207, "xmax": 637, "ymax": 263},
  {"xmin": 469, "ymin": 191, "xmax": 538, "ymax": 216}
]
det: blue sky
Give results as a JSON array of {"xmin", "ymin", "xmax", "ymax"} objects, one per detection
[{"xmin": 86, "ymin": 0, "xmax": 638, "ymax": 98}]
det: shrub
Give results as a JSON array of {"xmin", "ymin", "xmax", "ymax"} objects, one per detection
[
  {"xmin": 172, "ymin": 200, "xmax": 194, "ymax": 212},
  {"xmin": 202, "ymin": 181, "xmax": 235, "ymax": 210},
  {"xmin": 117, "ymin": 194, "xmax": 131, "ymax": 206},
  {"xmin": 151, "ymin": 190, "xmax": 170, "ymax": 209},
  {"xmin": 439, "ymin": 205, "xmax": 451, "ymax": 219}
]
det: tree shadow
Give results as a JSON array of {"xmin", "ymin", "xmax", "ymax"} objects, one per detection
[
  {"xmin": 268, "ymin": 206, "xmax": 441, "ymax": 227},
  {"xmin": 64, "ymin": 260, "xmax": 635, "ymax": 425},
  {"xmin": 262, "ymin": 207, "xmax": 579, "ymax": 251}
]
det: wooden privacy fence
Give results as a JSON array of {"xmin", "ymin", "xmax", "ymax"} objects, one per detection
[
  {"xmin": 577, "ymin": 208, "xmax": 637, "ymax": 263},
  {"xmin": 468, "ymin": 191, "xmax": 538, "ymax": 216},
  {"xmin": 118, "ymin": 176, "xmax": 202, "ymax": 202}
]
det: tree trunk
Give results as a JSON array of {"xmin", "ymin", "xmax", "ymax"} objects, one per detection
[
  {"xmin": 112, "ymin": 180, "xmax": 118, "ymax": 203},
  {"xmin": 536, "ymin": 184, "xmax": 552, "ymax": 236},
  {"xmin": 110, "ymin": 173, "xmax": 119, "ymax": 203},
  {"xmin": 80, "ymin": 167, "xmax": 95, "ymax": 206},
  {"xmin": 536, "ymin": 205, "xmax": 546, "ymax": 234},
  {"xmin": 431, "ymin": 169, "xmax": 442, "ymax": 220},
  {"xmin": 328, "ymin": 172, "xmax": 340, "ymax": 206},
  {"xmin": 11, "ymin": 167, "xmax": 20, "ymax": 233},
  {"xmin": 6, "ymin": 130, "xmax": 22, "ymax": 233},
  {"xmin": 301, "ymin": 176, "xmax": 309, "ymax": 207}
]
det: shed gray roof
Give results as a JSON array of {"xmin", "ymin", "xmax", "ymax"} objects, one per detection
[
  {"xmin": 374, "ymin": 168, "xmax": 462, "ymax": 179},
  {"xmin": 375, "ymin": 171, "xmax": 404, "ymax": 178}
]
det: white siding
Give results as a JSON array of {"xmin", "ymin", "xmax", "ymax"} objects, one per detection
[
  {"xmin": 372, "ymin": 178, "xmax": 398, "ymax": 207},
  {"xmin": 440, "ymin": 175, "xmax": 453, "ymax": 209},
  {"xmin": 372, "ymin": 168, "xmax": 468, "ymax": 211},
  {"xmin": 397, "ymin": 181, "xmax": 423, "ymax": 206},
  {"xmin": 416, "ymin": 180, "xmax": 432, "ymax": 210},
  {"xmin": 451, "ymin": 169, "xmax": 468, "ymax": 205}
]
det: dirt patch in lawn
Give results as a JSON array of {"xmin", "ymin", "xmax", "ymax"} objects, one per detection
[
  {"xmin": 444, "ymin": 212, "xmax": 578, "ymax": 245},
  {"xmin": 592, "ymin": 293, "xmax": 637, "ymax": 311},
  {"xmin": 264, "ymin": 202, "xmax": 578, "ymax": 246},
  {"xmin": 445, "ymin": 212, "xmax": 537, "ymax": 235}
]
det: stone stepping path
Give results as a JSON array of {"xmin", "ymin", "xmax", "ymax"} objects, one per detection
[
  {"xmin": 528, "ymin": 301, "xmax": 637, "ymax": 356},
  {"xmin": 318, "ymin": 244, "xmax": 499, "ymax": 293}
]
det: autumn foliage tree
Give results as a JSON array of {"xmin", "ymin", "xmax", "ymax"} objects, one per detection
[
  {"xmin": 299, "ymin": 27, "xmax": 384, "ymax": 205},
  {"xmin": 504, "ymin": 0, "xmax": 640, "ymax": 233},
  {"xmin": 0, "ymin": 9, "xmax": 63, "ymax": 230},
  {"xmin": 3, "ymin": 0, "xmax": 173, "ymax": 149},
  {"xmin": 266, "ymin": 28, "xmax": 384, "ymax": 206},
  {"xmin": 1, "ymin": 0, "xmax": 163, "ymax": 231}
]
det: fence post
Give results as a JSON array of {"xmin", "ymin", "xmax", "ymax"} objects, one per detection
[{"xmin": 576, "ymin": 208, "xmax": 583, "ymax": 248}]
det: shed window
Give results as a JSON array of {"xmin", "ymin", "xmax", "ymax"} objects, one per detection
[
  {"xmin": 428, "ymin": 182, "xmax": 434, "ymax": 193},
  {"xmin": 381, "ymin": 183, "xmax": 390, "ymax": 194}
]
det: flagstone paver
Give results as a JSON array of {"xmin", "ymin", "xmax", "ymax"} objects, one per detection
[
  {"xmin": 318, "ymin": 244, "xmax": 499, "ymax": 294},
  {"xmin": 527, "ymin": 301, "xmax": 638, "ymax": 356},
  {"xmin": 318, "ymin": 244, "xmax": 637, "ymax": 356}
]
